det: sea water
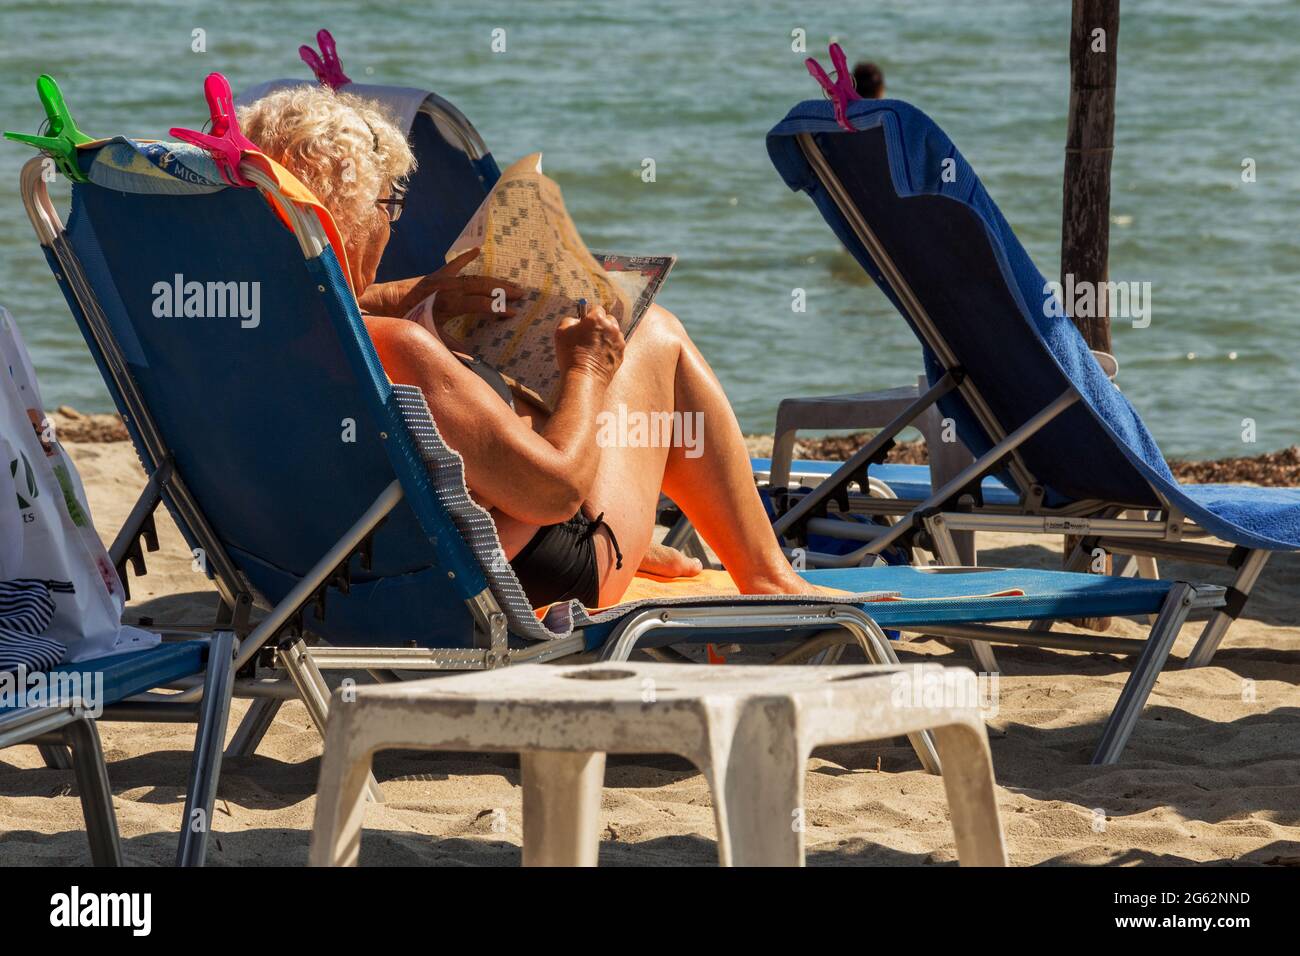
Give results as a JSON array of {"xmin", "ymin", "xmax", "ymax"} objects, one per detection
[{"xmin": 0, "ymin": 0, "xmax": 1295, "ymax": 458}]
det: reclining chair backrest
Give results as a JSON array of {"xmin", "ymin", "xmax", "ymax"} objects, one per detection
[
  {"xmin": 376, "ymin": 87, "xmax": 500, "ymax": 282},
  {"xmin": 767, "ymin": 99, "xmax": 1175, "ymax": 511},
  {"xmin": 46, "ymin": 138, "xmax": 497, "ymax": 647},
  {"xmin": 236, "ymin": 80, "xmax": 501, "ymax": 282}
]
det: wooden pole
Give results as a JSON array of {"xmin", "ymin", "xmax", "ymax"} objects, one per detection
[
  {"xmin": 1062, "ymin": 0, "xmax": 1119, "ymax": 628},
  {"xmin": 1061, "ymin": 0, "xmax": 1120, "ymax": 352}
]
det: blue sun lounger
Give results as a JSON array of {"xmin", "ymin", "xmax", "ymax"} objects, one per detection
[
  {"xmin": 759, "ymin": 97, "xmax": 1300, "ymax": 671},
  {"xmin": 750, "ymin": 459, "xmax": 1017, "ymax": 508},
  {"xmin": 0, "ymin": 635, "xmax": 233, "ymax": 865},
  {"xmin": 13, "ymin": 72, "xmax": 1229, "ymax": 780}
]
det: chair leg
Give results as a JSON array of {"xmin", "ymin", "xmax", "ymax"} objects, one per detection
[
  {"xmin": 844, "ymin": 618, "xmax": 943, "ymax": 775},
  {"xmin": 929, "ymin": 721, "xmax": 1008, "ymax": 866},
  {"xmin": 963, "ymin": 632, "xmax": 1001, "ymax": 675},
  {"xmin": 1031, "ymin": 536, "xmax": 1094, "ymax": 632},
  {"xmin": 1136, "ymin": 555, "xmax": 1161, "ymax": 625},
  {"xmin": 280, "ymin": 637, "xmax": 384, "ymax": 803},
  {"xmin": 769, "ymin": 619, "xmax": 943, "ymax": 775},
  {"xmin": 1092, "ymin": 583, "xmax": 1194, "ymax": 765},
  {"xmin": 226, "ymin": 698, "xmax": 281, "ymax": 757},
  {"xmin": 1120, "ymin": 552, "xmax": 1162, "ymax": 625},
  {"xmin": 1185, "ymin": 549, "xmax": 1269, "ymax": 669},
  {"xmin": 806, "ymin": 642, "xmax": 848, "ymax": 665},
  {"xmin": 176, "ymin": 631, "xmax": 235, "ymax": 867},
  {"xmin": 925, "ymin": 516, "xmax": 999, "ymax": 672},
  {"xmin": 62, "ymin": 717, "xmax": 123, "ymax": 867},
  {"xmin": 1117, "ymin": 515, "xmax": 1159, "ymax": 580},
  {"xmin": 37, "ymin": 743, "xmax": 72, "ymax": 769},
  {"xmin": 921, "ymin": 387, "xmax": 977, "ymax": 566},
  {"xmin": 699, "ymin": 702, "xmax": 805, "ymax": 867},
  {"xmin": 519, "ymin": 750, "xmax": 606, "ymax": 866}
]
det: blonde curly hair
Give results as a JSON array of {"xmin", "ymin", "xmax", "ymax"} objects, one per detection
[{"xmin": 237, "ymin": 85, "xmax": 416, "ymax": 243}]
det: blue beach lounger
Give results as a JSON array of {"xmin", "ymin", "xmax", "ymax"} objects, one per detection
[
  {"xmin": 0, "ymin": 635, "xmax": 234, "ymax": 865},
  {"xmin": 759, "ymin": 97, "xmax": 1300, "ymax": 672},
  {"xmin": 14, "ymin": 81, "xmax": 1225, "ymax": 775}
]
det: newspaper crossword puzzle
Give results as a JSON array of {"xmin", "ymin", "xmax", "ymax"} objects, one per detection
[{"xmin": 436, "ymin": 153, "xmax": 670, "ymax": 409}]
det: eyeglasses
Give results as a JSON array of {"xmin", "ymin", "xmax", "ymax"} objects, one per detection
[{"xmin": 375, "ymin": 181, "xmax": 407, "ymax": 223}]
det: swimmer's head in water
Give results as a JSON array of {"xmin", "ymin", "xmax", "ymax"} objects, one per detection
[{"xmin": 852, "ymin": 61, "xmax": 885, "ymax": 99}]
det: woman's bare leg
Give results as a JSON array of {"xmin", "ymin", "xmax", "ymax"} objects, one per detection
[
  {"xmin": 585, "ymin": 305, "xmax": 809, "ymax": 603},
  {"xmin": 372, "ymin": 307, "xmax": 811, "ymax": 606}
]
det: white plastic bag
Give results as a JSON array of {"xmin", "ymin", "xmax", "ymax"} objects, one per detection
[
  {"xmin": 0, "ymin": 304, "xmax": 156, "ymax": 662},
  {"xmin": 0, "ymin": 430, "xmax": 22, "ymax": 577}
]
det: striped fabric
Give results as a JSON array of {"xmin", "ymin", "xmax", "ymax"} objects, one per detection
[{"xmin": 0, "ymin": 579, "xmax": 72, "ymax": 675}]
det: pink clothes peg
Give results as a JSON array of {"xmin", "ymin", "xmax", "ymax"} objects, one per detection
[
  {"xmin": 805, "ymin": 42, "xmax": 862, "ymax": 132},
  {"xmin": 169, "ymin": 72, "xmax": 259, "ymax": 187},
  {"xmin": 300, "ymin": 29, "xmax": 352, "ymax": 90}
]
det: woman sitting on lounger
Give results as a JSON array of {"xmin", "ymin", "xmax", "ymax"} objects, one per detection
[{"xmin": 239, "ymin": 86, "xmax": 821, "ymax": 608}]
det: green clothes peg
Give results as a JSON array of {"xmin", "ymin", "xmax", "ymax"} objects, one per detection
[{"xmin": 3, "ymin": 75, "xmax": 95, "ymax": 184}]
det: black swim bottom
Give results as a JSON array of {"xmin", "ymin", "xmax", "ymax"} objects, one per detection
[{"xmin": 510, "ymin": 511, "xmax": 623, "ymax": 608}]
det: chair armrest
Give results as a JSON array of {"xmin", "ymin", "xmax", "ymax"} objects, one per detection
[{"xmin": 770, "ymin": 385, "xmax": 920, "ymax": 488}]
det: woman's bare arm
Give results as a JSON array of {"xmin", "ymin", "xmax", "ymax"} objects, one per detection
[
  {"xmin": 365, "ymin": 307, "xmax": 623, "ymax": 525},
  {"xmin": 358, "ymin": 248, "xmax": 525, "ymax": 318}
]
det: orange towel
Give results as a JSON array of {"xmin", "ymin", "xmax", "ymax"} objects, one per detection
[
  {"xmin": 531, "ymin": 567, "xmax": 1025, "ymax": 618},
  {"xmin": 532, "ymin": 567, "xmax": 853, "ymax": 618},
  {"xmin": 242, "ymin": 151, "xmax": 355, "ymax": 294}
]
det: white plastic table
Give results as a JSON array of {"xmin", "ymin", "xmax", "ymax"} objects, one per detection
[{"xmin": 309, "ymin": 661, "xmax": 1007, "ymax": 867}]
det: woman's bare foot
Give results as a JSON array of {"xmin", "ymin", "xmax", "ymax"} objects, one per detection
[{"xmin": 637, "ymin": 542, "xmax": 704, "ymax": 578}]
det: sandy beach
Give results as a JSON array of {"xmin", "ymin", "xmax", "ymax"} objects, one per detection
[{"xmin": 1, "ymin": 437, "xmax": 1298, "ymax": 867}]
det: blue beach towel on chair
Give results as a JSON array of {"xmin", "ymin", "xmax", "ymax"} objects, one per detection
[{"xmin": 766, "ymin": 98, "xmax": 1300, "ymax": 551}]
